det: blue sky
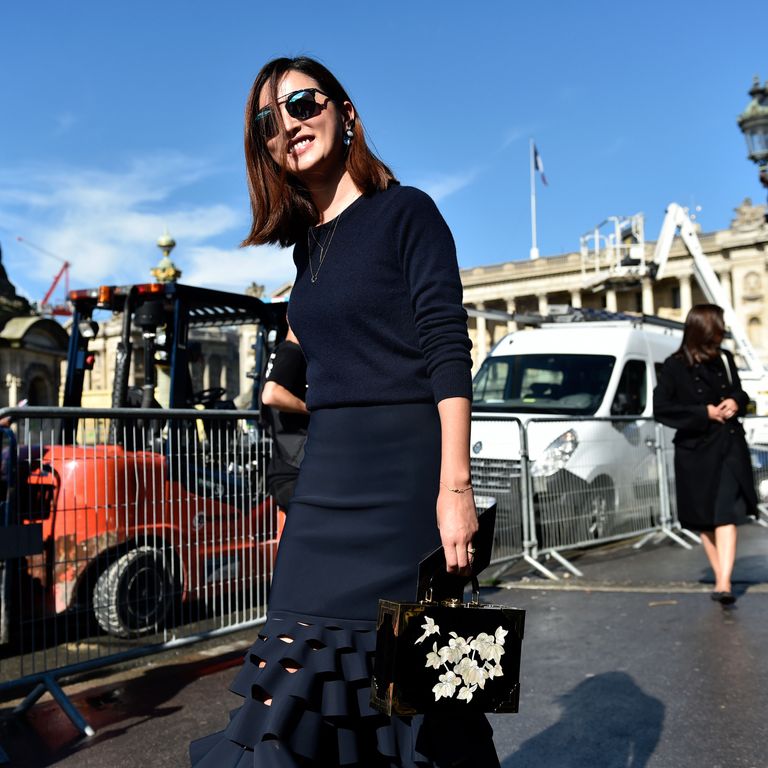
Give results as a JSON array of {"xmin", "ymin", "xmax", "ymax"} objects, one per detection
[{"xmin": 1, "ymin": 1, "xmax": 766, "ymax": 306}]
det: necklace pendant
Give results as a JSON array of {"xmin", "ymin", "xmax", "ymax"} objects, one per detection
[{"xmin": 311, "ymin": 275, "xmax": 318, "ymax": 284}]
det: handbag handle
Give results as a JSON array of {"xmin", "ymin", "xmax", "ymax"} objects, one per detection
[{"xmin": 423, "ymin": 575, "xmax": 481, "ymax": 607}]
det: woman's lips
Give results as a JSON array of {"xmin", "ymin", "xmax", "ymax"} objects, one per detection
[{"xmin": 289, "ymin": 137, "xmax": 313, "ymax": 156}]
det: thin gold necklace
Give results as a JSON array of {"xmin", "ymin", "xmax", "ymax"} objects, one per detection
[{"xmin": 307, "ymin": 209, "xmax": 343, "ymax": 284}]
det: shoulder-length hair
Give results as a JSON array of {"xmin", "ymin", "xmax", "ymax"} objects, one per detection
[
  {"xmin": 241, "ymin": 56, "xmax": 397, "ymax": 247},
  {"xmin": 677, "ymin": 304, "xmax": 725, "ymax": 365}
]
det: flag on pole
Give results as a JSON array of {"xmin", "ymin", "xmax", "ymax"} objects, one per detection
[{"xmin": 533, "ymin": 144, "xmax": 548, "ymax": 186}]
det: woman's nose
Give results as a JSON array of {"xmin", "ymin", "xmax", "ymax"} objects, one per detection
[{"xmin": 280, "ymin": 105, "xmax": 302, "ymax": 132}]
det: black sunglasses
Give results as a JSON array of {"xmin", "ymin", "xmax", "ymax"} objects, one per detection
[{"xmin": 254, "ymin": 88, "xmax": 331, "ymax": 140}]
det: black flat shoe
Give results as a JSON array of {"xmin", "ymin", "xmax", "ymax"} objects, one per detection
[
  {"xmin": 718, "ymin": 592, "xmax": 736, "ymax": 605},
  {"xmin": 710, "ymin": 592, "xmax": 723, "ymax": 601}
]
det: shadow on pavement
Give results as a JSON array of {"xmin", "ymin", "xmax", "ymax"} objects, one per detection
[
  {"xmin": 697, "ymin": 552, "xmax": 768, "ymax": 589},
  {"xmin": 0, "ymin": 649, "xmax": 244, "ymax": 767},
  {"xmin": 501, "ymin": 672, "xmax": 664, "ymax": 768}
]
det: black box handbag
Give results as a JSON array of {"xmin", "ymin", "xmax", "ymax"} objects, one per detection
[{"xmin": 370, "ymin": 506, "xmax": 526, "ymax": 716}]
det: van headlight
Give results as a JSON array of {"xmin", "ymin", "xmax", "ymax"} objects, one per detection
[{"xmin": 531, "ymin": 429, "xmax": 579, "ymax": 477}]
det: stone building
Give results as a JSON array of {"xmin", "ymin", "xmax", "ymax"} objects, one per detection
[
  {"xmin": 0, "ymin": 244, "xmax": 69, "ymax": 409},
  {"xmin": 461, "ymin": 199, "xmax": 768, "ymax": 369}
]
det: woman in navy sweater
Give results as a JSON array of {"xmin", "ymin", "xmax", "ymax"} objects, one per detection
[{"xmin": 190, "ymin": 57, "xmax": 498, "ymax": 767}]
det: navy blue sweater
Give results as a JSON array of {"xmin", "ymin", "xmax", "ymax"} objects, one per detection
[{"xmin": 288, "ymin": 185, "xmax": 473, "ymax": 410}]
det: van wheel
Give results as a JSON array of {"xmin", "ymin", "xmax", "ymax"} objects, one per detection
[
  {"xmin": 584, "ymin": 478, "xmax": 615, "ymax": 539},
  {"xmin": 93, "ymin": 547, "xmax": 179, "ymax": 638}
]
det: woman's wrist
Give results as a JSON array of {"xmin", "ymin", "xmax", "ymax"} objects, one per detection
[{"xmin": 439, "ymin": 480, "xmax": 473, "ymax": 494}]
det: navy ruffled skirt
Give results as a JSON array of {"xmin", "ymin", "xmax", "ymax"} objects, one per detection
[{"xmin": 189, "ymin": 403, "xmax": 499, "ymax": 767}]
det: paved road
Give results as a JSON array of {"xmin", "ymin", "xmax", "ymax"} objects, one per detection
[{"xmin": 2, "ymin": 522, "xmax": 767, "ymax": 767}]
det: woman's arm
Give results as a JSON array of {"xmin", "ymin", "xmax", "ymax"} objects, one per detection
[
  {"xmin": 261, "ymin": 381, "xmax": 309, "ymax": 414},
  {"xmin": 261, "ymin": 326, "xmax": 308, "ymax": 414},
  {"xmin": 436, "ymin": 396, "xmax": 478, "ymax": 573},
  {"xmin": 397, "ymin": 189, "xmax": 473, "ymax": 404},
  {"xmin": 395, "ymin": 190, "xmax": 477, "ymax": 571},
  {"xmin": 652, "ymin": 357, "xmax": 710, "ymax": 431}
]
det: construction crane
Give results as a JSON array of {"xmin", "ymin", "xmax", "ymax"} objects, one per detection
[
  {"xmin": 649, "ymin": 203, "xmax": 768, "ymax": 413},
  {"xmin": 576, "ymin": 203, "xmax": 768, "ymax": 414},
  {"xmin": 16, "ymin": 236, "xmax": 72, "ymax": 316}
]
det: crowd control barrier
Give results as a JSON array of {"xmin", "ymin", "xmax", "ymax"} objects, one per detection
[
  {"xmin": 0, "ymin": 406, "xmax": 276, "ymax": 745},
  {"xmin": 471, "ymin": 414, "xmax": 768, "ymax": 579}
]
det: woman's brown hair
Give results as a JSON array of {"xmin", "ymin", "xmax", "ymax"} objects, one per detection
[
  {"xmin": 241, "ymin": 56, "xmax": 397, "ymax": 247},
  {"xmin": 677, "ymin": 304, "xmax": 726, "ymax": 364}
]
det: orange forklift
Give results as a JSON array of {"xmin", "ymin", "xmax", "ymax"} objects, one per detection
[{"xmin": 3, "ymin": 281, "xmax": 286, "ymax": 638}]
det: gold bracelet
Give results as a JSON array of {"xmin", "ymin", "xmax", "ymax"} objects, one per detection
[{"xmin": 440, "ymin": 481, "xmax": 473, "ymax": 494}]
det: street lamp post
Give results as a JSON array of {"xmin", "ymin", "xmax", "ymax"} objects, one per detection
[{"xmin": 737, "ymin": 76, "xmax": 768, "ymax": 218}]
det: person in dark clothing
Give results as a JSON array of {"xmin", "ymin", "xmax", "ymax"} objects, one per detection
[
  {"xmin": 261, "ymin": 327, "xmax": 309, "ymax": 537},
  {"xmin": 653, "ymin": 304, "xmax": 759, "ymax": 605},
  {"xmin": 190, "ymin": 57, "xmax": 496, "ymax": 767}
]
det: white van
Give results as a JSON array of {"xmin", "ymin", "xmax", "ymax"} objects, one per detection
[{"xmin": 470, "ymin": 312, "xmax": 682, "ymax": 547}]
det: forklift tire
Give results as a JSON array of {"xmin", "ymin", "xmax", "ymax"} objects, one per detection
[{"xmin": 92, "ymin": 547, "xmax": 180, "ymax": 638}]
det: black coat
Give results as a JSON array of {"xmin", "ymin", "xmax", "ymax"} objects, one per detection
[{"xmin": 653, "ymin": 349, "xmax": 758, "ymax": 529}]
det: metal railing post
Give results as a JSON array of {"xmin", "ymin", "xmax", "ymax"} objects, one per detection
[{"xmin": 520, "ymin": 419, "xmax": 561, "ymax": 581}]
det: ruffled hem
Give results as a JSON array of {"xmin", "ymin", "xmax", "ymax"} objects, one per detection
[{"xmin": 189, "ymin": 610, "xmax": 496, "ymax": 767}]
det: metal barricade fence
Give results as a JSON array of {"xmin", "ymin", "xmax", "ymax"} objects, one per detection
[
  {"xmin": 523, "ymin": 416, "xmax": 673, "ymax": 574},
  {"xmin": 469, "ymin": 416, "xmax": 530, "ymax": 569},
  {"xmin": 470, "ymin": 414, "xmax": 704, "ymax": 579},
  {"xmin": 743, "ymin": 416, "xmax": 768, "ymax": 518},
  {"xmin": 0, "ymin": 406, "xmax": 276, "ymax": 738}
]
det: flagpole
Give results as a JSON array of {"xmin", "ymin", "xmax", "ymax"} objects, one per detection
[{"xmin": 529, "ymin": 138, "xmax": 539, "ymax": 260}]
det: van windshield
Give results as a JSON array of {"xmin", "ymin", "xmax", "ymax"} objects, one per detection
[{"xmin": 472, "ymin": 354, "xmax": 616, "ymax": 415}]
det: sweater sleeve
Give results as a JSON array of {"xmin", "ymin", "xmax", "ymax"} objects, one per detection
[
  {"xmin": 652, "ymin": 357, "xmax": 709, "ymax": 432},
  {"xmin": 395, "ymin": 189, "xmax": 473, "ymax": 403}
]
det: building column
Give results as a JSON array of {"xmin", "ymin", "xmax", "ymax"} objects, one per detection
[
  {"xmin": 679, "ymin": 274, "xmax": 692, "ymax": 317},
  {"xmin": 475, "ymin": 303, "xmax": 488, "ymax": 364},
  {"xmin": 606, "ymin": 288, "xmax": 618, "ymax": 313},
  {"xmin": 642, "ymin": 278, "xmax": 655, "ymax": 315},
  {"xmin": 570, "ymin": 289, "xmax": 582, "ymax": 309},
  {"xmin": 4, "ymin": 373, "xmax": 21, "ymax": 407},
  {"xmin": 505, "ymin": 298, "xmax": 517, "ymax": 333},
  {"xmin": 538, "ymin": 293, "xmax": 548, "ymax": 317},
  {"xmin": 719, "ymin": 270, "xmax": 733, "ymax": 304}
]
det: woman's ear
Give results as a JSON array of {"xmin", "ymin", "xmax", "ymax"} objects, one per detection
[{"xmin": 341, "ymin": 100, "xmax": 356, "ymax": 129}]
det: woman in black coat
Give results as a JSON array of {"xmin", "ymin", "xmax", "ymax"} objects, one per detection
[{"xmin": 653, "ymin": 304, "xmax": 758, "ymax": 604}]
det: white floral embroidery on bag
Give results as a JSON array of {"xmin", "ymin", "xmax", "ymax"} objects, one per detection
[{"xmin": 414, "ymin": 618, "xmax": 507, "ymax": 703}]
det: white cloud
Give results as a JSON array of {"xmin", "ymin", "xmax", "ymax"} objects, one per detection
[
  {"xmin": 418, "ymin": 169, "xmax": 481, "ymax": 203},
  {"xmin": 182, "ymin": 244, "xmax": 295, "ymax": 293},
  {"xmin": 0, "ymin": 153, "xmax": 297, "ymax": 298},
  {"xmin": 502, "ymin": 129, "xmax": 526, "ymax": 148}
]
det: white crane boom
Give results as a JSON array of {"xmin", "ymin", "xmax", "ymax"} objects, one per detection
[{"xmin": 651, "ymin": 203, "xmax": 767, "ymax": 380}]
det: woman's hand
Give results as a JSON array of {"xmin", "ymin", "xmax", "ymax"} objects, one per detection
[
  {"xmin": 707, "ymin": 404, "xmax": 726, "ymax": 423},
  {"xmin": 717, "ymin": 397, "xmax": 739, "ymax": 420},
  {"xmin": 436, "ymin": 487, "xmax": 479, "ymax": 574}
]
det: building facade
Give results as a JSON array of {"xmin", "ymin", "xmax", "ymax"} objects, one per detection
[
  {"xmin": 461, "ymin": 199, "xmax": 768, "ymax": 369},
  {"xmin": 0, "ymin": 246, "xmax": 69, "ymax": 410}
]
